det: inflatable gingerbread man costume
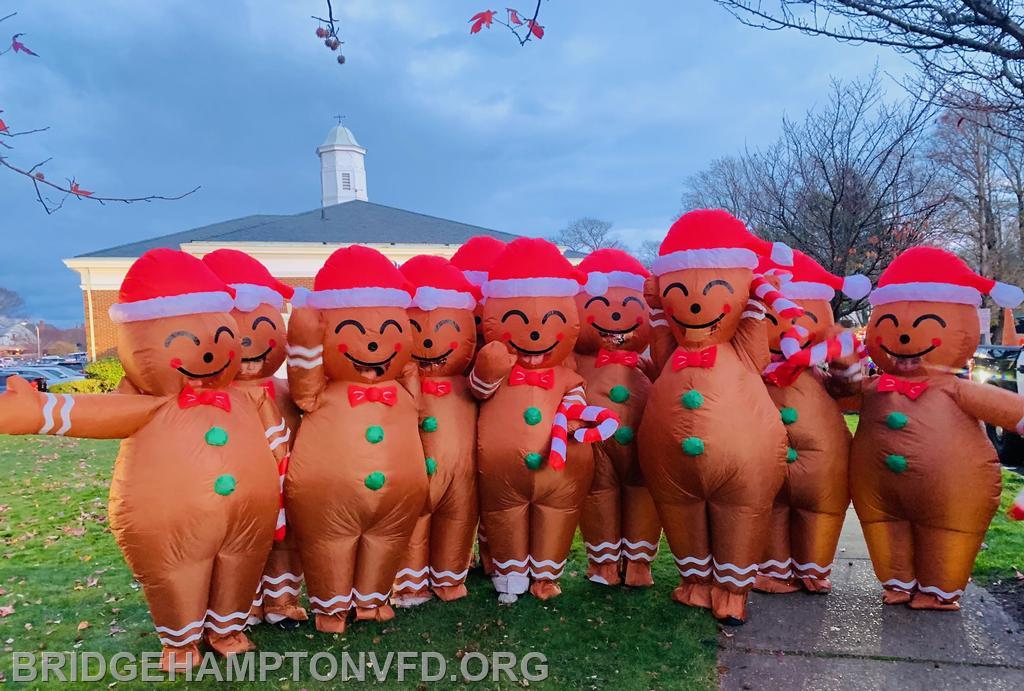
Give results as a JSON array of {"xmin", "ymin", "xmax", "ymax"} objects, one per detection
[
  {"xmin": 573, "ymin": 249, "xmax": 661, "ymax": 587},
  {"xmin": 285, "ymin": 245, "xmax": 427, "ymax": 632},
  {"xmin": 755, "ymin": 251, "xmax": 869, "ymax": 593},
  {"xmin": 201, "ymin": 249, "xmax": 307, "ymax": 626},
  {"xmin": 392, "ymin": 255, "xmax": 479, "ymax": 606},
  {"xmin": 852, "ymin": 246, "xmax": 1024, "ymax": 610},
  {"xmin": 0, "ymin": 249, "xmax": 283, "ymax": 667},
  {"xmin": 638, "ymin": 209, "xmax": 800, "ymax": 623},
  {"xmin": 470, "ymin": 238, "xmax": 596, "ymax": 603}
]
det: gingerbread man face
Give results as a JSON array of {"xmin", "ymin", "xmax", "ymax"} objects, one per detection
[
  {"xmin": 575, "ymin": 286, "xmax": 650, "ymax": 354},
  {"xmin": 481, "ymin": 296, "xmax": 580, "ymax": 369},
  {"xmin": 119, "ymin": 312, "xmax": 240, "ymax": 395},
  {"xmin": 765, "ymin": 298, "xmax": 835, "ymax": 356},
  {"xmin": 653, "ymin": 267, "xmax": 752, "ymax": 348},
  {"xmin": 234, "ymin": 303, "xmax": 286, "ymax": 380},
  {"xmin": 321, "ymin": 307, "xmax": 413, "ymax": 382},
  {"xmin": 867, "ymin": 301, "xmax": 978, "ymax": 376},
  {"xmin": 407, "ymin": 306, "xmax": 476, "ymax": 376}
]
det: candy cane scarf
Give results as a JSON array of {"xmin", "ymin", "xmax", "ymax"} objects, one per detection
[
  {"xmin": 750, "ymin": 275, "xmax": 803, "ymax": 320},
  {"xmin": 274, "ymin": 454, "xmax": 289, "ymax": 541},
  {"xmin": 547, "ymin": 403, "xmax": 620, "ymax": 471},
  {"xmin": 763, "ymin": 324, "xmax": 866, "ymax": 388}
]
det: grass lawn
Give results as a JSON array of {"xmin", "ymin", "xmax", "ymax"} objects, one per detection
[
  {"xmin": 974, "ymin": 469, "xmax": 1024, "ymax": 584},
  {"xmin": 0, "ymin": 436, "xmax": 717, "ymax": 689}
]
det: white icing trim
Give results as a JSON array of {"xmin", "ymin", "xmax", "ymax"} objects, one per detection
[
  {"xmin": 482, "ymin": 277, "xmax": 582, "ymax": 298},
  {"xmin": 869, "ymin": 282, "xmax": 981, "ymax": 306},
  {"xmin": 229, "ymin": 283, "xmax": 285, "ymax": 312},
  {"xmin": 307, "ymin": 287, "xmax": 411, "ymax": 309},
  {"xmin": 411, "ymin": 286, "xmax": 476, "ymax": 311},
  {"xmin": 917, "ymin": 583, "xmax": 964, "ymax": 599},
  {"xmin": 652, "ymin": 248, "xmax": 758, "ymax": 275},
  {"xmin": 109, "ymin": 291, "xmax": 234, "ymax": 323},
  {"xmin": 285, "ymin": 344, "xmax": 322, "ymax": 357}
]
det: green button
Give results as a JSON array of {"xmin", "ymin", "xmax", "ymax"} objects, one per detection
[
  {"xmin": 524, "ymin": 452, "xmax": 543, "ymax": 470},
  {"xmin": 886, "ymin": 412, "xmax": 908, "ymax": 430},
  {"xmin": 614, "ymin": 426, "xmax": 635, "ymax": 445},
  {"xmin": 205, "ymin": 426, "xmax": 228, "ymax": 447},
  {"xmin": 780, "ymin": 407, "xmax": 798, "ymax": 425},
  {"xmin": 425, "ymin": 457, "xmax": 437, "ymax": 476},
  {"xmin": 523, "ymin": 407, "xmax": 543, "ymax": 426},
  {"xmin": 213, "ymin": 474, "xmax": 236, "ymax": 496},
  {"xmin": 885, "ymin": 454, "xmax": 908, "ymax": 474},
  {"xmin": 609, "ymin": 385, "xmax": 630, "ymax": 404},
  {"xmin": 682, "ymin": 437, "xmax": 705, "ymax": 456},
  {"xmin": 786, "ymin": 447, "xmax": 798, "ymax": 463},
  {"xmin": 365, "ymin": 425, "xmax": 384, "ymax": 444},
  {"xmin": 682, "ymin": 390, "xmax": 704, "ymax": 410},
  {"xmin": 421, "ymin": 416, "xmax": 439, "ymax": 433},
  {"xmin": 364, "ymin": 471, "xmax": 386, "ymax": 490}
]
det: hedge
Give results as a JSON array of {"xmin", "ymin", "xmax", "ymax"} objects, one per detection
[{"xmin": 50, "ymin": 358, "xmax": 125, "ymax": 394}]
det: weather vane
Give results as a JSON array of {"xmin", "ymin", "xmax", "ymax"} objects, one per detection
[{"xmin": 334, "ymin": 115, "xmax": 346, "ymax": 125}]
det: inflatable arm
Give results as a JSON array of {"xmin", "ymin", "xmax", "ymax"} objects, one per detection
[
  {"xmin": 0, "ymin": 375, "xmax": 163, "ymax": 438},
  {"xmin": 953, "ymin": 378, "xmax": 1024, "ymax": 433},
  {"xmin": 285, "ymin": 306, "xmax": 328, "ymax": 413},
  {"xmin": 468, "ymin": 341, "xmax": 516, "ymax": 401},
  {"xmin": 643, "ymin": 275, "xmax": 676, "ymax": 375}
]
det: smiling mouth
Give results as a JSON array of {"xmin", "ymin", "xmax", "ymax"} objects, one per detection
[
  {"xmin": 177, "ymin": 359, "xmax": 232, "ymax": 379},
  {"xmin": 671, "ymin": 313, "xmax": 726, "ymax": 330},
  {"xmin": 880, "ymin": 344, "xmax": 937, "ymax": 360},
  {"xmin": 412, "ymin": 348, "xmax": 455, "ymax": 370},
  {"xmin": 242, "ymin": 346, "xmax": 273, "ymax": 363},
  {"xmin": 508, "ymin": 340, "xmax": 558, "ymax": 366},
  {"xmin": 345, "ymin": 351, "xmax": 397, "ymax": 378},
  {"xmin": 593, "ymin": 323, "xmax": 638, "ymax": 336}
]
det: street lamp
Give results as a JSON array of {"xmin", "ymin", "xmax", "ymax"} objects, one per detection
[{"xmin": 18, "ymin": 321, "xmax": 41, "ymax": 358}]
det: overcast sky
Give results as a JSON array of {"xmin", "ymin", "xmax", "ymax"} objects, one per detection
[{"xmin": 0, "ymin": 0, "xmax": 911, "ymax": 324}]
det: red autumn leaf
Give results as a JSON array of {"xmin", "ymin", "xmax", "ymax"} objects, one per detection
[
  {"xmin": 11, "ymin": 34, "xmax": 40, "ymax": 57},
  {"xmin": 33, "ymin": 172, "xmax": 44, "ymax": 180},
  {"xmin": 70, "ymin": 182, "xmax": 93, "ymax": 197},
  {"xmin": 0, "ymin": 606, "xmax": 13, "ymax": 617},
  {"xmin": 527, "ymin": 20, "xmax": 544, "ymax": 39},
  {"xmin": 469, "ymin": 10, "xmax": 496, "ymax": 34},
  {"xmin": 507, "ymin": 8, "xmax": 523, "ymax": 25},
  {"xmin": 0, "ymin": 118, "xmax": 7, "ymax": 134}
]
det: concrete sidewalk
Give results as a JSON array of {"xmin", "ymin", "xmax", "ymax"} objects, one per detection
[{"xmin": 718, "ymin": 509, "xmax": 1024, "ymax": 690}]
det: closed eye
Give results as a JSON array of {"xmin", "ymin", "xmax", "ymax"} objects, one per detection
[
  {"xmin": 585, "ymin": 296, "xmax": 610, "ymax": 308},
  {"xmin": 501, "ymin": 309, "xmax": 529, "ymax": 324},
  {"xmin": 623, "ymin": 296, "xmax": 644, "ymax": 307},
  {"xmin": 804, "ymin": 311, "xmax": 819, "ymax": 324},
  {"xmin": 214, "ymin": 326, "xmax": 234, "ymax": 343},
  {"xmin": 409, "ymin": 319, "xmax": 422, "ymax": 333},
  {"xmin": 874, "ymin": 314, "xmax": 899, "ymax": 328},
  {"xmin": 542, "ymin": 310, "xmax": 567, "ymax": 324},
  {"xmin": 252, "ymin": 316, "xmax": 276, "ymax": 330},
  {"xmin": 164, "ymin": 330, "xmax": 200, "ymax": 348},
  {"xmin": 335, "ymin": 319, "xmax": 366, "ymax": 334},
  {"xmin": 435, "ymin": 318, "xmax": 461, "ymax": 333},
  {"xmin": 913, "ymin": 313, "xmax": 947, "ymax": 328},
  {"xmin": 703, "ymin": 279, "xmax": 734, "ymax": 295},
  {"xmin": 662, "ymin": 282, "xmax": 688, "ymax": 297},
  {"xmin": 380, "ymin": 319, "xmax": 404, "ymax": 334}
]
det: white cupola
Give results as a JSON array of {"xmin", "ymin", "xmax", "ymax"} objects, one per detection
[{"xmin": 317, "ymin": 121, "xmax": 367, "ymax": 206}]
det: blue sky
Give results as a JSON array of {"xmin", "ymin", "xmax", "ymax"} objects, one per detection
[{"xmin": 0, "ymin": 0, "xmax": 910, "ymax": 324}]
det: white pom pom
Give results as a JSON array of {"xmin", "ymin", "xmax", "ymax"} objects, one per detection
[
  {"xmin": 991, "ymin": 282, "xmax": 1024, "ymax": 308},
  {"xmin": 841, "ymin": 274, "xmax": 871, "ymax": 301},
  {"xmin": 771, "ymin": 242, "xmax": 794, "ymax": 266},
  {"xmin": 585, "ymin": 272, "xmax": 609, "ymax": 296},
  {"xmin": 291, "ymin": 286, "xmax": 312, "ymax": 308}
]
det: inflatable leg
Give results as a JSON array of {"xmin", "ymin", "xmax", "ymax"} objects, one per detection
[
  {"xmin": 481, "ymin": 503, "xmax": 530, "ymax": 602},
  {"xmin": 528, "ymin": 501, "xmax": 581, "ymax": 600},
  {"xmin": 708, "ymin": 501, "xmax": 771, "ymax": 622},
  {"xmin": 755, "ymin": 502, "xmax": 800, "ymax": 593},
  {"xmin": 259, "ymin": 531, "xmax": 307, "ymax": 624},
  {"xmin": 205, "ymin": 549, "xmax": 265, "ymax": 656},
  {"xmin": 303, "ymin": 534, "xmax": 359, "ymax": 633},
  {"xmin": 860, "ymin": 519, "xmax": 915, "ymax": 605},
  {"xmin": 429, "ymin": 481, "xmax": 477, "ymax": 602},
  {"xmin": 394, "ymin": 513, "xmax": 432, "ymax": 607},
  {"xmin": 477, "ymin": 524, "xmax": 494, "ymax": 576},
  {"xmin": 353, "ymin": 503, "xmax": 420, "ymax": 622},
  {"xmin": 621, "ymin": 482, "xmax": 659, "ymax": 587},
  {"xmin": 579, "ymin": 448, "xmax": 623, "ymax": 586},
  {"xmin": 136, "ymin": 556, "xmax": 213, "ymax": 670},
  {"xmin": 790, "ymin": 508, "xmax": 845, "ymax": 593},
  {"xmin": 909, "ymin": 524, "xmax": 986, "ymax": 611},
  {"xmin": 657, "ymin": 499, "xmax": 712, "ymax": 609}
]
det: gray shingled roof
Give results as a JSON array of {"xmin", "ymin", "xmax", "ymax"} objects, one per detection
[{"xmin": 77, "ymin": 200, "xmax": 529, "ymax": 258}]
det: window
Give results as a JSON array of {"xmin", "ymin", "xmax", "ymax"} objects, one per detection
[{"xmin": 341, "ymin": 172, "xmax": 352, "ymax": 191}]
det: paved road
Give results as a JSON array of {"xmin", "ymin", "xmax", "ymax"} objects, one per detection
[{"xmin": 718, "ymin": 509, "xmax": 1024, "ymax": 690}]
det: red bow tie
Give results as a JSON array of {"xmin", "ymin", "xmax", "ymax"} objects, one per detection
[
  {"xmin": 421, "ymin": 379, "xmax": 452, "ymax": 397},
  {"xmin": 876, "ymin": 374, "xmax": 928, "ymax": 400},
  {"xmin": 595, "ymin": 349, "xmax": 640, "ymax": 368},
  {"xmin": 178, "ymin": 386, "xmax": 232, "ymax": 412},
  {"xmin": 261, "ymin": 379, "xmax": 276, "ymax": 400},
  {"xmin": 671, "ymin": 346, "xmax": 717, "ymax": 371},
  {"xmin": 508, "ymin": 364, "xmax": 555, "ymax": 390},
  {"xmin": 348, "ymin": 384, "xmax": 399, "ymax": 407}
]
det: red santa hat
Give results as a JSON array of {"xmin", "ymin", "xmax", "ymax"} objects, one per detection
[
  {"xmin": 109, "ymin": 248, "xmax": 235, "ymax": 323},
  {"xmin": 578, "ymin": 248, "xmax": 650, "ymax": 296},
  {"xmin": 293, "ymin": 245, "xmax": 413, "ymax": 309},
  {"xmin": 399, "ymin": 255, "xmax": 477, "ymax": 311},
  {"xmin": 756, "ymin": 250, "xmax": 871, "ymax": 301},
  {"xmin": 870, "ymin": 246, "xmax": 1024, "ymax": 308},
  {"xmin": 201, "ymin": 248, "xmax": 295, "ymax": 312},
  {"xmin": 653, "ymin": 209, "xmax": 793, "ymax": 276},
  {"xmin": 482, "ymin": 237, "xmax": 585, "ymax": 299},
  {"xmin": 450, "ymin": 236, "xmax": 507, "ymax": 287}
]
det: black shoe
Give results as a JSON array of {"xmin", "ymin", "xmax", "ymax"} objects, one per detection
[
  {"xmin": 274, "ymin": 618, "xmax": 304, "ymax": 631},
  {"xmin": 719, "ymin": 616, "xmax": 745, "ymax": 627}
]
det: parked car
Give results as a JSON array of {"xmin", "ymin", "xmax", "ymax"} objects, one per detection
[
  {"xmin": 970, "ymin": 344, "xmax": 1024, "ymax": 466},
  {"xmin": 1, "ymin": 367, "xmax": 84, "ymax": 388}
]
